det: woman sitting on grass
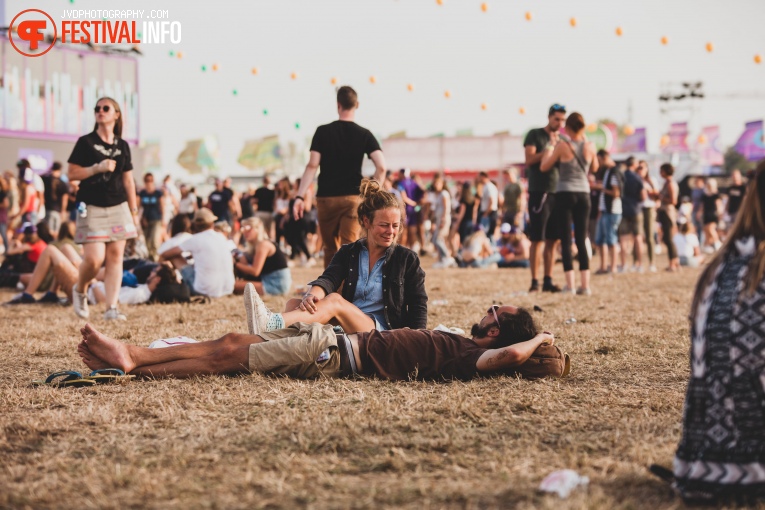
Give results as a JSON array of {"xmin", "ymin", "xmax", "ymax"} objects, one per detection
[
  {"xmin": 672, "ymin": 159, "xmax": 765, "ymax": 504},
  {"xmin": 246, "ymin": 179, "xmax": 427, "ymax": 335},
  {"xmin": 233, "ymin": 216, "xmax": 292, "ymax": 296}
]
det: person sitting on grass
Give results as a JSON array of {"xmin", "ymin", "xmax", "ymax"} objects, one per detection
[
  {"xmin": 496, "ymin": 223, "xmax": 531, "ymax": 268},
  {"xmin": 76, "ymin": 291, "xmax": 568, "ymax": 381},
  {"xmin": 233, "ymin": 216, "xmax": 292, "ymax": 296},
  {"xmin": 264, "ymin": 179, "xmax": 426, "ymax": 336}
]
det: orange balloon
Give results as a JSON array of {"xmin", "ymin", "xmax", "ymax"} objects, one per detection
[
  {"xmin": 525, "ymin": 11, "xmax": 532, "ymax": 21},
  {"xmin": 481, "ymin": 3, "xmax": 488, "ymax": 12},
  {"xmin": 436, "ymin": 0, "xmax": 443, "ymax": 5},
  {"xmin": 481, "ymin": 103, "xmax": 488, "ymax": 111},
  {"xmin": 697, "ymin": 134, "xmax": 708, "ymax": 145},
  {"xmin": 369, "ymin": 76, "xmax": 377, "ymax": 84},
  {"xmin": 212, "ymin": 64, "xmax": 219, "ymax": 71},
  {"xmin": 661, "ymin": 36, "xmax": 669, "ymax": 45},
  {"xmin": 586, "ymin": 123, "xmax": 597, "ymax": 133},
  {"xmin": 331, "ymin": 77, "xmax": 338, "ymax": 85},
  {"xmin": 615, "ymin": 26, "xmax": 623, "ymax": 37},
  {"xmin": 176, "ymin": 51, "xmax": 183, "ymax": 59},
  {"xmin": 290, "ymin": 72, "xmax": 298, "ymax": 80},
  {"xmin": 407, "ymin": 83, "xmax": 414, "ymax": 92},
  {"xmin": 569, "ymin": 17, "xmax": 577, "ymax": 27},
  {"xmin": 444, "ymin": 90, "xmax": 451, "ymax": 99},
  {"xmin": 660, "ymin": 134, "xmax": 670, "ymax": 147},
  {"xmin": 706, "ymin": 42, "xmax": 714, "ymax": 53},
  {"xmin": 251, "ymin": 67, "xmax": 259, "ymax": 75},
  {"xmin": 755, "ymin": 54, "xmax": 762, "ymax": 64},
  {"xmin": 519, "ymin": 107, "xmax": 526, "ymax": 115},
  {"xmin": 623, "ymin": 125, "xmax": 635, "ymax": 136}
]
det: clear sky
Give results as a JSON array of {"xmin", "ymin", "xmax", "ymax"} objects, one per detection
[{"xmin": 7, "ymin": 0, "xmax": 765, "ymax": 176}]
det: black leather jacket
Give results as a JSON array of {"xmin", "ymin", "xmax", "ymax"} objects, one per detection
[{"xmin": 308, "ymin": 240, "xmax": 428, "ymax": 330}]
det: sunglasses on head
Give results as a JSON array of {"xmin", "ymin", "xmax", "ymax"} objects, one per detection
[
  {"xmin": 550, "ymin": 104, "xmax": 566, "ymax": 113},
  {"xmin": 94, "ymin": 105, "xmax": 111, "ymax": 113},
  {"xmin": 488, "ymin": 304, "xmax": 500, "ymax": 326}
]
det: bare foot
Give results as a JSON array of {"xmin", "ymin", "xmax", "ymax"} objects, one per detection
[
  {"xmin": 77, "ymin": 341, "xmax": 111, "ymax": 371},
  {"xmin": 80, "ymin": 323, "xmax": 136, "ymax": 373}
]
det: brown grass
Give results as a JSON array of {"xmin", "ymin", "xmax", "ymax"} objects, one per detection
[{"xmin": 0, "ymin": 256, "xmax": 749, "ymax": 509}]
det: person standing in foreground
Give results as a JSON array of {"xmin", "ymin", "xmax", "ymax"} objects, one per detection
[
  {"xmin": 68, "ymin": 97, "xmax": 138, "ymax": 321},
  {"xmin": 672, "ymin": 159, "xmax": 765, "ymax": 505},
  {"xmin": 292, "ymin": 86, "xmax": 386, "ymax": 268},
  {"xmin": 524, "ymin": 104, "xmax": 566, "ymax": 292}
]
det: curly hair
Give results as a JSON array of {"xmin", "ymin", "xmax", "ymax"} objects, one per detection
[
  {"xmin": 494, "ymin": 308, "xmax": 539, "ymax": 348},
  {"xmin": 357, "ymin": 179, "xmax": 405, "ymax": 235}
]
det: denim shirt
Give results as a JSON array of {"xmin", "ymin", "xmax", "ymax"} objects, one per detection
[{"xmin": 352, "ymin": 245, "xmax": 388, "ymax": 329}]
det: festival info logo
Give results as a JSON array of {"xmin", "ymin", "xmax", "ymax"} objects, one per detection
[{"xmin": 9, "ymin": 9, "xmax": 58, "ymax": 57}]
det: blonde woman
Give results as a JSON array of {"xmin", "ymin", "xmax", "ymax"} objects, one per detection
[
  {"xmin": 233, "ymin": 216, "xmax": 291, "ymax": 296},
  {"xmin": 68, "ymin": 97, "xmax": 138, "ymax": 321}
]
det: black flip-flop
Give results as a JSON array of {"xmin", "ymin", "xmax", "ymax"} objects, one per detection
[
  {"xmin": 32, "ymin": 370, "xmax": 96, "ymax": 388},
  {"xmin": 648, "ymin": 464, "xmax": 675, "ymax": 484}
]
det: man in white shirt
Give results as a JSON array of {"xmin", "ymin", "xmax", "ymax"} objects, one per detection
[
  {"xmin": 479, "ymin": 172, "xmax": 499, "ymax": 238},
  {"xmin": 160, "ymin": 208, "xmax": 234, "ymax": 298}
]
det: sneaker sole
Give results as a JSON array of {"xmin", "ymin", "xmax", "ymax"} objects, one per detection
[
  {"xmin": 243, "ymin": 283, "xmax": 260, "ymax": 335},
  {"xmin": 562, "ymin": 353, "xmax": 571, "ymax": 377}
]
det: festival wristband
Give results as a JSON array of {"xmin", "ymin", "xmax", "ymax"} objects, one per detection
[{"xmin": 294, "ymin": 196, "xmax": 304, "ymax": 202}]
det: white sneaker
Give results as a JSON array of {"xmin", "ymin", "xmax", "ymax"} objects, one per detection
[
  {"xmin": 72, "ymin": 283, "xmax": 89, "ymax": 319},
  {"xmin": 560, "ymin": 286, "xmax": 576, "ymax": 295},
  {"xmin": 244, "ymin": 282, "xmax": 272, "ymax": 335},
  {"xmin": 104, "ymin": 307, "xmax": 126, "ymax": 321},
  {"xmin": 649, "ymin": 265, "xmax": 658, "ymax": 273}
]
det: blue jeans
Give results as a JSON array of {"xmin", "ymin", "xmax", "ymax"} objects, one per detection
[
  {"xmin": 470, "ymin": 252, "xmax": 502, "ymax": 268},
  {"xmin": 431, "ymin": 227, "xmax": 450, "ymax": 260},
  {"xmin": 261, "ymin": 268, "xmax": 292, "ymax": 296},
  {"xmin": 180, "ymin": 265, "xmax": 198, "ymax": 295},
  {"xmin": 595, "ymin": 213, "xmax": 622, "ymax": 247}
]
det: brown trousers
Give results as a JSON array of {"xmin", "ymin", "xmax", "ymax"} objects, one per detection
[{"xmin": 316, "ymin": 195, "xmax": 362, "ymax": 268}]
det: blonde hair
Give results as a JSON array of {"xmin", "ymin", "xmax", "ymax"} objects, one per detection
[
  {"xmin": 93, "ymin": 97, "xmax": 122, "ymax": 138},
  {"xmin": 691, "ymin": 160, "xmax": 765, "ymax": 316},
  {"xmin": 241, "ymin": 216, "xmax": 268, "ymax": 254}
]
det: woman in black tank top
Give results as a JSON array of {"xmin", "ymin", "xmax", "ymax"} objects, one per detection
[{"xmin": 233, "ymin": 216, "xmax": 292, "ymax": 296}]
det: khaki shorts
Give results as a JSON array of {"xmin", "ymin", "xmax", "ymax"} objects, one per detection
[
  {"xmin": 249, "ymin": 322, "xmax": 342, "ymax": 379},
  {"xmin": 75, "ymin": 202, "xmax": 138, "ymax": 244}
]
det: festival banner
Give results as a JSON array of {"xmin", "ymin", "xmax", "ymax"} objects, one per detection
[
  {"xmin": 237, "ymin": 135, "xmax": 282, "ymax": 171},
  {"xmin": 734, "ymin": 120, "xmax": 765, "ymax": 162},
  {"xmin": 662, "ymin": 122, "xmax": 689, "ymax": 153},
  {"xmin": 585, "ymin": 124, "xmax": 615, "ymax": 151},
  {"xmin": 620, "ymin": 127, "xmax": 647, "ymax": 153},
  {"xmin": 698, "ymin": 126, "xmax": 723, "ymax": 166}
]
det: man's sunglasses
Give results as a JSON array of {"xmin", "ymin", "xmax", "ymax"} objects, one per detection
[
  {"xmin": 94, "ymin": 105, "xmax": 112, "ymax": 113},
  {"xmin": 488, "ymin": 304, "xmax": 500, "ymax": 326},
  {"xmin": 550, "ymin": 103, "xmax": 566, "ymax": 113}
]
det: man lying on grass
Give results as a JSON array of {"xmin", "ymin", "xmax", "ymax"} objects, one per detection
[{"xmin": 77, "ymin": 283, "xmax": 568, "ymax": 381}]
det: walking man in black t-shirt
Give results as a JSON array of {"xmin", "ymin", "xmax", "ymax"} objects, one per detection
[
  {"xmin": 726, "ymin": 169, "xmax": 747, "ymax": 224},
  {"xmin": 523, "ymin": 104, "xmax": 566, "ymax": 292},
  {"xmin": 292, "ymin": 86, "xmax": 386, "ymax": 268},
  {"xmin": 208, "ymin": 178, "xmax": 237, "ymax": 225}
]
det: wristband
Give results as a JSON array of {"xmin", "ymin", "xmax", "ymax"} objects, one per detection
[
  {"xmin": 294, "ymin": 196, "xmax": 304, "ymax": 202},
  {"xmin": 302, "ymin": 293, "xmax": 314, "ymax": 300}
]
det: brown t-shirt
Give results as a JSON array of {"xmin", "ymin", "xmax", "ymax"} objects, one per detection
[
  {"xmin": 357, "ymin": 329, "xmax": 566, "ymax": 381},
  {"xmin": 358, "ymin": 329, "xmax": 486, "ymax": 381}
]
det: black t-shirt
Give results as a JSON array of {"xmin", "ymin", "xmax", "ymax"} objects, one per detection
[
  {"xmin": 702, "ymin": 193, "xmax": 720, "ymax": 220},
  {"xmin": 239, "ymin": 194, "xmax": 254, "ymax": 219},
  {"xmin": 309, "ymin": 120, "xmax": 381, "ymax": 197},
  {"xmin": 68, "ymin": 131, "xmax": 133, "ymax": 207},
  {"xmin": 727, "ymin": 184, "xmax": 747, "ymax": 215},
  {"xmin": 208, "ymin": 188, "xmax": 233, "ymax": 221},
  {"xmin": 42, "ymin": 174, "xmax": 69, "ymax": 212},
  {"xmin": 523, "ymin": 128, "xmax": 558, "ymax": 193},
  {"xmin": 139, "ymin": 189, "xmax": 164, "ymax": 222},
  {"xmin": 358, "ymin": 329, "xmax": 486, "ymax": 381},
  {"xmin": 253, "ymin": 186, "xmax": 275, "ymax": 213}
]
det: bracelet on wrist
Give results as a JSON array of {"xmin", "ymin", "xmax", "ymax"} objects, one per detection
[{"xmin": 294, "ymin": 196, "xmax": 304, "ymax": 202}]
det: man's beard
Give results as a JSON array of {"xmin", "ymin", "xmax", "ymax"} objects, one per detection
[{"xmin": 471, "ymin": 323, "xmax": 494, "ymax": 338}]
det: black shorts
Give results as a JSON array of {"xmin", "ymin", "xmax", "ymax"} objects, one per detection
[{"xmin": 526, "ymin": 192, "xmax": 558, "ymax": 241}]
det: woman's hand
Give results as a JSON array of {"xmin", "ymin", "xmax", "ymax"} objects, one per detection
[
  {"xmin": 298, "ymin": 293, "xmax": 320, "ymax": 314},
  {"xmin": 96, "ymin": 159, "xmax": 116, "ymax": 173}
]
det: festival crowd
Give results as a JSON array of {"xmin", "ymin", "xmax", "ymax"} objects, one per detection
[{"xmin": 4, "ymin": 86, "xmax": 765, "ymax": 505}]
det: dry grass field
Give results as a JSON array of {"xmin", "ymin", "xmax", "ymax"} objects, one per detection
[{"xmin": 0, "ymin": 256, "xmax": 744, "ymax": 509}]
